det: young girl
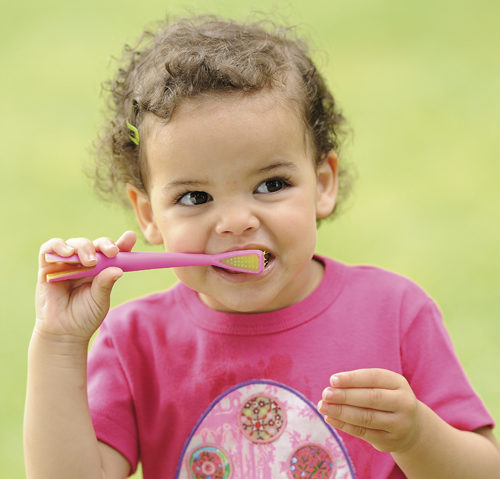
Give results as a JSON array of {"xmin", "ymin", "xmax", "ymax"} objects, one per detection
[{"xmin": 25, "ymin": 15, "xmax": 499, "ymax": 479}]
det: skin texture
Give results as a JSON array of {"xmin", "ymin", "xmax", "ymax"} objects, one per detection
[{"xmin": 25, "ymin": 90, "xmax": 500, "ymax": 478}]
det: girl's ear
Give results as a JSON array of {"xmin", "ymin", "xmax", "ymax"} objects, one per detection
[
  {"xmin": 316, "ymin": 151, "xmax": 339, "ymax": 218},
  {"xmin": 126, "ymin": 184, "xmax": 163, "ymax": 244}
]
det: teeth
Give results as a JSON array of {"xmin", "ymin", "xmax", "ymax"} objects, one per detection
[{"xmin": 263, "ymin": 251, "xmax": 272, "ymax": 267}]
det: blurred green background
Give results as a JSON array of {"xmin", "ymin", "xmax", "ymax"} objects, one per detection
[{"xmin": 1, "ymin": 0, "xmax": 499, "ymax": 477}]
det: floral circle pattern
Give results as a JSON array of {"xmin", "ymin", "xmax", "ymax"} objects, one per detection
[
  {"xmin": 288, "ymin": 444, "xmax": 335, "ymax": 478},
  {"xmin": 239, "ymin": 394, "xmax": 286, "ymax": 443},
  {"xmin": 188, "ymin": 445, "xmax": 231, "ymax": 479}
]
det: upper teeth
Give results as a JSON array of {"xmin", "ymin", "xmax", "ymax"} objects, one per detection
[{"xmin": 263, "ymin": 251, "xmax": 272, "ymax": 266}]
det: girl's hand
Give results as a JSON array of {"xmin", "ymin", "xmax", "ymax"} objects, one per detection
[
  {"xmin": 318, "ymin": 368, "xmax": 421, "ymax": 453},
  {"xmin": 34, "ymin": 231, "xmax": 137, "ymax": 344}
]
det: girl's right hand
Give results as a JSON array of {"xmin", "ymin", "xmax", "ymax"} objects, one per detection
[{"xmin": 34, "ymin": 231, "xmax": 137, "ymax": 344}]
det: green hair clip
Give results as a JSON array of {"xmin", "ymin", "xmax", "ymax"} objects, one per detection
[{"xmin": 126, "ymin": 121, "xmax": 140, "ymax": 146}]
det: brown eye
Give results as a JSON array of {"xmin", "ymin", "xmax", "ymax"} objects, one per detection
[
  {"xmin": 178, "ymin": 191, "xmax": 213, "ymax": 206},
  {"xmin": 255, "ymin": 178, "xmax": 290, "ymax": 194}
]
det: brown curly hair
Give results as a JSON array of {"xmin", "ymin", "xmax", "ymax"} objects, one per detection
[{"xmin": 92, "ymin": 15, "xmax": 352, "ymax": 219}]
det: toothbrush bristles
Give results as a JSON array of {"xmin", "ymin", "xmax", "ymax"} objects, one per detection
[
  {"xmin": 220, "ymin": 253, "xmax": 260, "ymax": 272},
  {"xmin": 218, "ymin": 250, "xmax": 271, "ymax": 273}
]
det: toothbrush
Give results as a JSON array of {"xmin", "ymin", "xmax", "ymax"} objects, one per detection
[{"xmin": 45, "ymin": 250, "xmax": 266, "ymax": 282}]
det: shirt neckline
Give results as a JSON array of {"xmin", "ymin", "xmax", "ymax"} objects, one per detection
[{"xmin": 177, "ymin": 256, "xmax": 346, "ymax": 335}]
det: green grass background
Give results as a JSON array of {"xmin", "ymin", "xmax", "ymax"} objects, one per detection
[{"xmin": 1, "ymin": 0, "xmax": 499, "ymax": 477}]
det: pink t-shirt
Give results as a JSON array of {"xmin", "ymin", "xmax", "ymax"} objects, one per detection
[{"xmin": 87, "ymin": 257, "xmax": 493, "ymax": 478}]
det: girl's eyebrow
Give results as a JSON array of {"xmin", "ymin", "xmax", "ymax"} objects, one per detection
[
  {"xmin": 162, "ymin": 161, "xmax": 298, "ymax": 192},
  {"xmin": 257, "ymin": 161, "xmax": 299, "ymax": 173},
  {"xmin": 163, "ymin": 179, "xmax": 209, "ymax": 191}
]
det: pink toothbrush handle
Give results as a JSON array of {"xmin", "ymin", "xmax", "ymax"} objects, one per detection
[
  {"xmin": 45, "ymin": 251, "xmax": 220, "ymax": 277},
  {"xmin": 45, "ymin": 250, "xmax": 264, "ymax": 282}
]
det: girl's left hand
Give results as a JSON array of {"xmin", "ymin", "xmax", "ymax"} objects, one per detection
[{"xmin": 317, "ymin": 368, "xmax": 422, "ymax": 453}]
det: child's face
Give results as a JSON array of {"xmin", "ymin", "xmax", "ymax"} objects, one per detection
[{"xmin": 128, "ymin": 90, "xmax": 338, "ymax": 313}]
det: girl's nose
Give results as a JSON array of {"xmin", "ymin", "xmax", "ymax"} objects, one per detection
[{"xmin": 214, "ymin": 204, "xmax": 260, "ymax": 236}]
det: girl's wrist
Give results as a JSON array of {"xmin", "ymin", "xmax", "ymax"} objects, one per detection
[
  {"xmin": 391, "ymin": 400, "xmax": 426, "ymax": 456},
  {"xmin": 30, "ymin": 325, "xmax": 90, "ymax": 361},
  {"xmin": 391, "ymin": 401, "xmax": 447, "ymax": 474}
]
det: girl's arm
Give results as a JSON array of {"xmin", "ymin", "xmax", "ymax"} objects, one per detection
[
  {"xmin": 24, "ymin": 331, "xmax": 130, "ymax": 479},
  {"xmin": 318, "ymin": 368, "xmax": 500, "ymax": 478},
  {"xmin": 24, "ymin": 233, "xmax": 135, "ymax": 479},
  {"xmin": 392, "ymin": 406, "xmax": 500, "ymax": 478}
]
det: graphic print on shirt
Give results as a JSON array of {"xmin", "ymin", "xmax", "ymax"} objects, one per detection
[{"xmin": 176, "ymin": 380, "xmax": 357, "ymax": 478}]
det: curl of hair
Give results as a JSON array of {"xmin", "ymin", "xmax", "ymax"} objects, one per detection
[{"xmin": 92, "ymin": 15, "xmax": 354, "ymax": 219}]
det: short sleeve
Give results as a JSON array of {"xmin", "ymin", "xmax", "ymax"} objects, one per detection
[
  {"xmin": 401, "ymin": 298, "xmax": 494, "ymax": 431},
  {"xmin": 87, "ymin": 319, "xmax": 139, "ymax": 474}
]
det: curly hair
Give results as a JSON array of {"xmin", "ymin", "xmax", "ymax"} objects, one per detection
[{"xmin": 92, "ymin": 15, "xmax": 353, "ymax": 219}]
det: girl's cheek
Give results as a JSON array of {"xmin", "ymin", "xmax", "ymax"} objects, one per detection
[{"xmin": 164, "ymin": 222, "xmax": 206, "ymax": 253}]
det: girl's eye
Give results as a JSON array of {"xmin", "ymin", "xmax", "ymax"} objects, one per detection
[
  {"xmin": 177, "ymin": 191, "xmax": 213, "ymax": 206},
  {"xmin": 255, "ymin": 177, "xmax": 291, "ymax": 194}
]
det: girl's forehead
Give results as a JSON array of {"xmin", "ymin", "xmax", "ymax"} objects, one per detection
[
  {"xmin": 142, "ymin": 89, "xmax": 309, "ymax": 152},
  {"xmin": 160, "ymin": 89, "xmax": 298, "ymax": 122},
  {"xmin": 141, "ymin": 90, "xmax": 314, "ymax": 179}
]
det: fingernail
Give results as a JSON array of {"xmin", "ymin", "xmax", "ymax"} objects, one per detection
[
  {"xmin": 331, "ymin": 375, "xmax": 340, "ymax": 386},
  {"xmin": 324, "ymin": 389, "xmax": 335, "ymax": 401},
  {"xmin": 112, "ymin": 268, "xmax": 123, "ymax": 281},
  {"xmin": 105, "ymin": 240, "xmax": 117, "ymax": 249}
]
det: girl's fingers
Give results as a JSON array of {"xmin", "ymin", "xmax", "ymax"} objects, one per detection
[
  {"xmin": 322, "ymin": 386, "xmax": 401, "ymax": 412},
  {"xmin": 115, "ymin": 230, "xmax": 137, "ymax": 252},
  {"xmin": 40, "ymin": 231, "xmax": 136, "ymax": 265},
  {"xmin": 323, "ymin": 415, "xmax": 391, "ymax": 447},
  {"xmin": 93, "ymin": 231, "xmax": 137, "ymax": 257},
  {"xmin": 319, "ymin": 369, "xmax": 420, "ymax": 452},
  {"xmin": 39, "ymin": 238, "xmax": 75, "ymax": 265},
  {"xmin": 318, "ymin": 400, "xmax": 396, "ymax": 432},
  {"xmin": 330, "ymin": 369, "xmax": 405, "ymax": 390},
  {"xmin": 63, "ymin": 238, "xmax": 99, "ymax": 266},
  {"xmin": 38, "ymin": 232, "xmax": 137, "ymax": 283},
  {"xmin": 38, "ymin": 239, "xmax": 76, "ymax": 283},
  {"xmin": 89, "ymin": 267, "xmax": 123, "ymax": 313},
  {"xmin": 93, "ymin": 237, "xmax": 119, "ymax": 257}
]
